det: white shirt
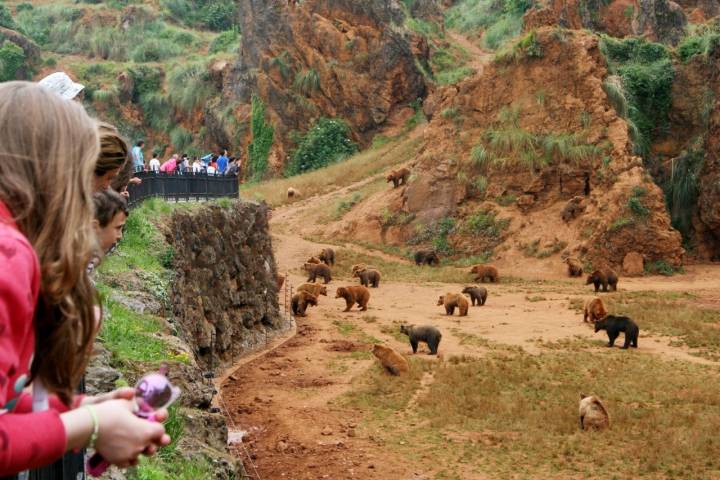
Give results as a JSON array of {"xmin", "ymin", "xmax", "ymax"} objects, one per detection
[
  {"xmin": 192, "ymin": 161, "xmax": 203, "ymax": 173},
  {"xmin": 149, "ymin": 158, "xmax": 160, "ymax": 172},
  {"xmin": 207, "ymin": 166, "xmax": 217, "ymax": 175}
]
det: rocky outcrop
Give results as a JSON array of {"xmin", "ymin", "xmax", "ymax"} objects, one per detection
[
  {"xmin": 168, "ymin": 200, "xmax": 291, "ymax": 371},
  {"xmin": 226, "ymin": 0, "xmax": 426, "ymax": 170}
]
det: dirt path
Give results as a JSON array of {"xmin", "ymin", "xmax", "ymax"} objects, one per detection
[{"xmin": 447, "ymin": 30, "xmax": 493, "ymax": 75}]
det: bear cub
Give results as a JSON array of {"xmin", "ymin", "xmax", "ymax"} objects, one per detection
[
  {"xmin": 594, "ymin": 315, "xmax": 639, "ymax": 349},
  {"xmin": 400, "ymin": 324, "xmax": 442, "ymax": 355}
]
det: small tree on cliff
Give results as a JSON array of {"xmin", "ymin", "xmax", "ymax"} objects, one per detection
[{"xmin": 248, "ymin": 94, "xmax": 274, "ymax": 182}]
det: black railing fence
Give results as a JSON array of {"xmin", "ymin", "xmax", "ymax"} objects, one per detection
[{"xmin": 127, "ymin": 171, "xmax": 239, "ymax": 207}]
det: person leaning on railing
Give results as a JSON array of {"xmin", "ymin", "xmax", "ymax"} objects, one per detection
[{"xmin": 0, "ymin": 82, "xmax": 171, "ymax": 476}]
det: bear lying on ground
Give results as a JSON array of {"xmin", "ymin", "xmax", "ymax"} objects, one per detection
[
  {"xmin": 306, "ymin": 256, "xmax": 321, "ymax": 264},
  {"xmin": 414, "ymin": 250, "xmax": 439, "ymax": 266},
  {"xmin": 470, "ymin": 264, "xmax": 499, "ymax": 283},
  {"xmin": 304, "ymin": 262, "xmax": 332, "ymax": 283},
  {"xmin": 319, "ymin": 248, "xmax": 335, "ymax": 266},
  {"xmin": 583, "ymin": 297, "xmax": 607, "ymax": 323},
  {"xmin": 371, "ymin": 344, "xmax": 409, "ymax": 375},
  {"xmin": 594, "ymin": 315, "xmax": 638, "ymax": 349},
  {"xmin": 586, "ymin": 269, "xmax": 619, "ymax": 292},
  {"xmin": 296, "ymin": 283, "xmax": 328, "ymax": 297},
  {"xmin": 386, "ymin": 167, "xmax": 410, "ymax": 188},
  {"xmin": 335, "ymin": 285, "xmax": 370, "ymax": 311},
  {"xmin": 579, "ymin": 394, "xmax": 610, "ymax": 431},
  {"xmin": 276, "ymin": 274, "xmax": 285, "ymax": 290},
  {"xmin": 462, "ymin": 286, "xmax": 488, "ymax": 306},
  {"xmin": 400, "ymin": 324, "xmax": 442, "ymax": 355},
  {"xmin": 354, "ymin": 268, "xmax": 381, "ymax": 288},
  {"xmin": 291, "ymin": 291, "xmax": 318, "ymax": 317},
  {"xmin": 565, "ymin": 258, "xmax": 583, "ymax": 277},
  {"xmin": 437, "ymin": 293, "xmax": 469, "ymax": 316},
  {"xmin": 561, "ymin": 196, "xmax": 586, "ymax": 222}
]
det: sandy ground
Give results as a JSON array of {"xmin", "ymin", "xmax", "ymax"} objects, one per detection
[{"xmin": 218, "ymin": 184, "xmax": 720, "ymax": 479}]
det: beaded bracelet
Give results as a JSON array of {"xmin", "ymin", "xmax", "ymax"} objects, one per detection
[{"xmin": 84, "ymin": 405, "xmax": 99, "ymax": 449}]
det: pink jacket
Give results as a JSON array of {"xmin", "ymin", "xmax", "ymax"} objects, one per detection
[
  {"xmin": 159, "ymin": 158, "xmax": 177, "ymax": 173},
  {"xmin": 0, "ymin": 202, "xmax": 68, "ymax": 474}
]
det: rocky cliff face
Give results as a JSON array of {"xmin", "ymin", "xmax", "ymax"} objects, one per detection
[
  {"xmin": 328, "ymin": 28, "xmax": 685, "ymax": 270},
  {"xmin": 225, "ymin": 0, "xmax": 426, "ymax": 170},
  {"xmin": 168, "ymin": 200, "xmax": 290, "ymax": 370}
]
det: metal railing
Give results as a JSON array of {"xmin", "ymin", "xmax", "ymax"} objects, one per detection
[{"xmin": 127, "ymin": 171, "xmax": 239, "ymax": 207}]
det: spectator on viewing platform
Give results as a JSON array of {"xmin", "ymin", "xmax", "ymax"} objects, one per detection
[
  {"xmin": 159, "ymin": 154, "xmax": 178, "ymax": 173},
  {"xmin": 149, "ymin": 154, "xmax": 161, "ymax": 172},
  {"xmin": 192, "ymin": 157, "xmax": 203, "ymax": 173},
  {"xmin": 131, "ymin": 140, "xmax": 145, "ymax": 172},
  {"xmin": 206, "ymin": 162, "xmax": 217, "ymax": 175},
  {"xmin": 217, "ymin": 149, "xmax": 229, "ymax": 174},
  {"xmin": 201, "ymin": 153, "xmax": 213, "ymax": 166},
  {"xmin": 178, "ymin": 154, "xmax": 190, "ymax": 173},
  {"xmin": 0, "ymin": 81, "xmax": 170, "ymax": 476}
]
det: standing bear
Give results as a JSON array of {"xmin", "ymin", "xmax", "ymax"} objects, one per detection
[
  {"xmin": 437, "ymin": 293, "xmax": 469, "ymax": 316},
  {"xmin": 386, "ymin": 167, "xmax": 410, "ymax": 188},
  {"xmin": 291, "ymin": 291, "xmax": 318, "ymax": 317},
  {"xmin": 319, "ymin": 248, "xmax": 335, "ymax": 266},
  {"xmin": 594, "ymin": 315, "xmax": 639, "ymax": 349},
  {"xmin": 400, "ymin": 324, "xmax": 442, "ymax": 355},
  {"xmin": 470, "ymin": 264, "xmax": 499, "ymax": 283},
  {"xmin": 354, "ymin": 268, "xmax": 381, "ymax": 288},
  {"xmin": 414, "ymin": 250, "xmax": 440, "ymax": 266},
  {"xmin": 462, "ymin": 286, "xmax": 488, "ymax": 306},
  {"xmin": 586, "ymin": 269, "xmax": 619, "ymax": 292},
  {"xmin": 583, "ymin": 297, "xmax": 607, "ymax": 323},
  {"xmin": 335, "ymin": 285, "xmax": 370, "ymax": 312},
  {"xmin": 304, "ymin": 262, "xmax": 332, "ymax": 283}
]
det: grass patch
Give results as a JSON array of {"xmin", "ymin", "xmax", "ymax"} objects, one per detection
[
  {"xmin": 332, "ymin": 192, "xmax": 363, "ymax": 220},
  {"xmin": 241, "ymin": 135, "xmax": 422, "ymax": 207}
]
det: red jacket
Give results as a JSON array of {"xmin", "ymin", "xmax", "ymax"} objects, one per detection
[{"xmin": 0, "ymin": 202, "xmax": 67, "ymax": 474}]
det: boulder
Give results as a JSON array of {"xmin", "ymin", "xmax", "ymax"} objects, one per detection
[{"xmin": 622, "ymin": 251, "xmax": 645, "ymax": 276}]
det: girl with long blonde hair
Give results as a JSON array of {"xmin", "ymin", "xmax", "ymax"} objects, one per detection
[{"xmin": 0, "ymin": 81, "xmax": 169, "ymax": 475}]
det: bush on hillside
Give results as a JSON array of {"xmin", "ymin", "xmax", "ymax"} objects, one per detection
[
  {"xmin": 209, "ymin": 28, "xmax": 239, "ymax": 53},
  {"xmin": 160, "ymin": 0, "xmax": 238, "ymax": 30},
  {"xmin": 664, "ymin": 147, "xmax": 704, "ymax": 239},
  {"xmin": 248, "ymin": 95, "xmax": 274, "ymax": 182},
  {"xmin": 285, "ymin": 118, "xmax": 357, "ymax": 176},
  {"xmin": 0, "ymin": 4, "xmax": 18, "ymax": 31},
  {"xmin": 0, "ymin": 41, "xmax": 25, "ymax": 82},
  {"xmin": 167, "ymin": 60, "xmax": 216, "ymax": 113}
]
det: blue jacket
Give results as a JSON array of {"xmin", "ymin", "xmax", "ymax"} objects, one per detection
[{"xmin": 217, "ymin": 155, "xmax": 228, "ymax": 174}]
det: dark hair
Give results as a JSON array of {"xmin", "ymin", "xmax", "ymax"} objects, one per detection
[
  {"xmin": 93, "ymin": 189, "xmax": 128, "ymax": 227},
  {"xmin": 96, "ymin": 122, "xmax": 129, "ymax": 177},
  {"xmin": 136, "ymin": 140, "xmax": 144, "ymax": 147}
]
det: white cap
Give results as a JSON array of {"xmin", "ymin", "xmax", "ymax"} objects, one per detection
[{"xmin": 38, "ymin": 71, "xmax": 85, "ymax": 100}]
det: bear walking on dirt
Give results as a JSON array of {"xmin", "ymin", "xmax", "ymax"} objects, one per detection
[
  {"xmin": 291, "ymin": 291, "xmax": 318, "ymax": 317},
  {"xmin": 371, "ymin": 344, "xmax": 409, "ymax": 375},
  {"xmin": 437, "ymin": 293, "xmax": 469, "ymax": 316},
  {"xmin": 304, "ymin": 262, "xmax": 332, "ymax": 283},
  {"xmin": 470, "ymin": 264, "xmax": 499, "ymax": 283},
  {"xmin": 319, "ymin": 248, "xmax": 335, "ymax": 266},
  {"xmin": 594, "ymin": 315, "xmax": 639, "ymax": 349},
  {"xmin": 400, "ymin": 324, "xmax": 442, "ymax": 355},
  {"xmin": 414, "ymin": 250, "xmax": 439, "ymax": 266},
  {"xmin": 583, "ymin": 297, "xmax": 607, "ymax": 323},
  {"xmin": 586, "ymin": 269, "xmax": 618, "ymax": 292},
  {"xmin": 386, "ymin": 167, "xmax": 410, "ymax": 188},
  {"xmin": 354, "ymin": 268, "xmax": 381, "ymax": 288},
  {"xmin": 579, "ymin": 394, "xmax": 610, "ymax": 431},
  {"xmin": 296, "ymin": 283, "xmax": 328, "ymax": 298},
  {"xmin": 462, "ymin": 286, "xmax": 488, "ymax": 306},
  {"xmin": 335, "ymin": 285, "xmax": 370, "ymax": 311}
]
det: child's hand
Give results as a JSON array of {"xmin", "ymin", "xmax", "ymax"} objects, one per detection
[{"xmin": 80, "ymin": 387, "xmax": 135, "ymax": 406}]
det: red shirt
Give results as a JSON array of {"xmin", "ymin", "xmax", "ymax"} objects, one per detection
[{"xmin": 0, "ymin": 202, "xmax": 66, "ymax": 474}]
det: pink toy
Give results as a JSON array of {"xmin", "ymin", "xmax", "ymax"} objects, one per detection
[{"xmin": 87, "ymin": 366, "xmax": 181, "ymax": 476}]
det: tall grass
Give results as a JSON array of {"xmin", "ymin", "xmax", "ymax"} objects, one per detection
[
  {"xmin": 167, "ymin": 60, "xmax": 216, "ymax": 113},
  {"xmin": 293, "ymin": 68, "xmax": 321, "ymax": 95},
  {"xmin": 664, "ymin": 148, "xmax": 704, "ymax": 239}
]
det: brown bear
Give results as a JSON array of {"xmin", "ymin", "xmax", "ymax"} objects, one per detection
[
  {"xmin": 319, "ymin": 248, "xmax": 335, "ymax": 266},
  {"xmin": 335, "ymin": 285, "xmax": 370, "ymax": 312},
  {"xmin": 566, "ymin": 258, "xmax": 583, "ymax": 277},
  {"xmin": 304, "ymin": 262, "xmax": 332, "ymax": 283},
  {"xmin": 400, "ymin": 324, "xmax": 442, "ymax": 355},
  {"xmin": 579, "ymin": 394, "xmax": 610, "ymax": 431},
  {"xmin": 437, "ymin": 293, "xmax": 469, "ymax": 316},
  {"xmin": 354, "ymin": 268, "xmax": 381, "ymax": 288},
  {"xmin": 561, "ymin": 196, "xmax": 586, "ymax": 222},
  {"xmin": 586, "ymin": 269, "xmax": 619, "ymax": 292},
  {"xmin": 351, "ymin": 264, "xmax": 378, "ymax": 275},
  {"xmin": 287, "ymin": 187, "xmax": 300, "ymax": 198},
  {"xmin": 291, "ymin": 291, "xmax": 318, "ymax": 317},
  {"xmin": 306, "ymin": 256, "xmax": 321, "ymax": 264},
  {"xmin": 462, "ymin": 286, "xmax": 487, "ymax": 306},
  {"xmin": 296, "ymin": 283, "xmax": 328, "ymax": 297},
  {"xmin": 583, "ymin": 297, "xmax": 607, "ymax": 323},
  {"xmin": 371, "ymin": 344, "xmax": 409, "ymax": 375},
  {"xmin": 414, "ymin": 250, "xmax": 440, "ymax": 266},
  {"xmin": 276, "ymin": 273, "xmax": 285, "ymax": 290},
  {"xmin": 386, "ymin": 167, "xmax": 410, "ymax": 188},
  {"xmin": 470, "ymin": 264, "xmax": 499, "ymax": 283}
]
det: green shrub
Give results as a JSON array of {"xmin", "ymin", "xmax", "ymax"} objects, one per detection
[
  {"xmin": 128, "ymin": 65, "xmax": 163, "ymax": 103},
  {"xmin": 644, "ymin": 259, "xmax": 679, "ymax": 276},
  {"xmin": 627, "ymin": 186, "xmax": 649, "ymax": 217},
  {"xmin": 293, "ymin": 68, "xmax": 320, "ymax": 95},
  {"xmin": 432, "ymin": 217, "xmax": 456, "ymax": 255},
  {"xmin": 209, "ymin": 28, "xmax": 239, "ymax": 53},
  {"xmin": 470, "ymin": 144, "xmax": 489, "ymax": 167},
  {"xmin": 664, "ymin": 148, "xmax": 704, "ymax": 239},
  {"xmin": 92, "ymin": 86, "xmax": 120, "ymax": 104},
  {"xmin": 482, "ymin": 15, "xmax": 523, "ymax": 50},
  {"xmin": 285, "ymin": 118, "xmax": 357, "ymax": 176},
  {"xmin": 0, "ymin": 41, "xmax": 25, "ymax": 82},
  {"xmin": 167, "ymin": 60, "xmax": 216, "ymax": 113},
  {"xmin": 247, "ymin": 94, "xmax": 274, "ymax": 181},
  {"xmin": 16, "ymin": 3, "xmax": 34, "ymax": 13},
  {"xmin": 130, "ymin": 38, "xmax": 183, "ymax": 63},
  {"xmin": 609, "ymin": 216, "xmax": 634, "ymax": 231},
  {"xmin": 0, "ymin": 4, "xmax": 18, "ymax": 30},
  {"xmin": 677, "ymin": 24, "xmax": 720, "ymax": 62},
  {"xmin": 139, "ymin": 91, "xmax": 172, "ymax": 132},
  {"xmin": 170, "ymin": 126, "xmax": 193, "ymax": 151},
  {"xmin": 201, "ymin": 0, "xmax": 237, "ymax": 30},
  {"xmin": 465, "ymin": 209, "xmax": 509, "ymax": 238}
]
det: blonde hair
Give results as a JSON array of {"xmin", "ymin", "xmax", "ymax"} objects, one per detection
[{"xmin": 0, "ymin": 81, "xmax": 100, "ymax": 404}]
